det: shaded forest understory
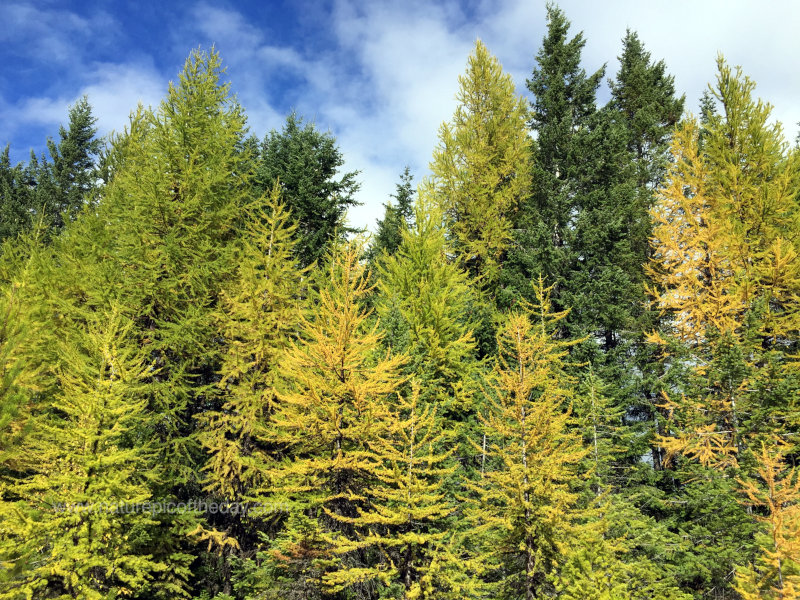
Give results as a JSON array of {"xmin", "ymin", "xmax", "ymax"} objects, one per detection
[{"xmin": 1, "ymin": 6, "xmax": 799, "ymax": 600}]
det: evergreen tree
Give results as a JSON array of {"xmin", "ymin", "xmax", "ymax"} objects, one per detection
[
  {"xmin": 368, "ymin": 166, "xmax": 415, "ymax": 263},
  {"xmin": 426, "ymin": 39, "xmax": 531, "ymax": 290},
  {"xmin": 255, "ymin": 113, "xmax": 360, "ymax": 268},
  {"xmin": 0, "ymin": 148, "xmax": 33, "ymax": 244},
  {"xmin": 45, "ymin": 96, "xmax": 102, "ymax": 229},
  {"xmin": 500, "ymin": 3, "xmax": 603, "ymax": 310},
  {"xmin": 610, "ymin": 30, "xmax": 684, "ymax": 191}
]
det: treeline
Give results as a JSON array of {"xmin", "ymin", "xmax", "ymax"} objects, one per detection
[{"xmin": 0, "ymin": 6, "xmax": 798, "ymax": 599}]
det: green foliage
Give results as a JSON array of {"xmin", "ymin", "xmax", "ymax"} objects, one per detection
[
  {"xmin": 368, "ymin": 166, "xmax": 416, "ymax": 264},
  {"xmin": 376, "ymin": 197, "xmax": 481, "ymax": 413},
  {"xmin": 1, "ymin": 29, "xmax": 798, "ymax": 600},
  {"xmin": 0, "ymin": 305, "xmax": 173, "ymax": 599},
  {"xmin": 45, "ymin": 96, "xmax": 103, "ymax": 228},
  {"xmin": 0, "ymin": 97, "xmax": 101, "ymax": 245},
  {"xmin": 255, "ymin": 113, "xmax": 361, "ymax": 268}
]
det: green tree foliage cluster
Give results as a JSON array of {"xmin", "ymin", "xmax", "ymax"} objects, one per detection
[{"xmin": 0, "ymin": 6, "xmax": 798, "ymax": 599}]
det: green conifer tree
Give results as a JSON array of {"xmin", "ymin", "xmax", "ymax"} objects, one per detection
[
  {"xmin": 501, "ymin": 4, "xmax": 602, "ymax": 310},
  {"xmin": 368, "ymin": 166, "xmax": 416, "ymax": 264},
  {"xmin": 45, "ymin": 96, "xmax": 102, "ymax": 229},
  {"xmin": 255, "ymin": 113, "xmax": 361, "ymax": 268}
]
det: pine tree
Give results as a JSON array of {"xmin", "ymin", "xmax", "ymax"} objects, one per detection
[
  {"xmin": 465, "ymin": 279, "xmax": 585, "ymax": 599},
  {"xmin": 501, "ymin": 3, "xmax": 603, "ymax": 310},
  {"xmin": 255, "ymin": 113, "xmax": 361, "ymax": 268},
  {"xmin": 426, "ymin": 39, "xmax": 530, "ymax": 290},
  {"xmin": 45, "ymin": 96, "xmax": 102, "ymax": 229}
]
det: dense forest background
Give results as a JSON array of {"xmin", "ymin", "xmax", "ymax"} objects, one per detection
[{"xmin": 1, "ymin": 5, "xmax": 799, "ymax": 599}]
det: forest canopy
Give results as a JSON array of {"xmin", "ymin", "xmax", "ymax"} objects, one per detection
[{"xmin": 1, "ymin": 6, "xmax": 799, "ymax": 600}]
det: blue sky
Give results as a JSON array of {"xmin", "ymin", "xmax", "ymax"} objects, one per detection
[{"xmin": 3, "ymin": 0, "xmax": 800, "ymax": 231}]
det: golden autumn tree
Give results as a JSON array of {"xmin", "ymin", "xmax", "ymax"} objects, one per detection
[
  {"xmin": 648, "ymin": 58, "xmax": 800, "ymax": 470},
  {"xmin": 464, "ymin": 279, "xmax": 586, "ymax": 599},
  {"xmin": 735, "ymin": 441, "xmax": 800, "ymax": 599},
  {"xmin": 193, "ymin": 185, "xmax": 307, "ymax": 582},
  {"xmin": 332, "ymin": 383, "xmax": 457, "ymax": 598},
  {"xmin": 258, "ymin": 242, "xmax": 408, "ymax": 598},
  {"xmin": 0, "ymin": 305, "xmax": 170, "ymax": 599},
  {"xmin": 426, "ymin": 39, "xmax": 531, "ymax": 288}
]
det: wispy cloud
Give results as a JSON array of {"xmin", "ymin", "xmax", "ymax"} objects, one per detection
[{"xmin": 3, "ymin": 0, "xmax": 799, "ymax": 229}]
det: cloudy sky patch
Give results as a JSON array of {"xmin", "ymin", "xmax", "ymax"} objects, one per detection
[{"xmin": 2, "ymin": 0, "xmax": 798, "ymax": 231}]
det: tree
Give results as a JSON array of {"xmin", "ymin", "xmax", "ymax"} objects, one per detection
[
  {"xmin": 255, "ymin": 113, "xmax": 361, "ymax": 268},
  {"xmin": 91, "ymin": 48, "xmax": 255, "ymax": 597},
  {"xmin": 648, "ymin": 59, "xmax": 800, "ymax": 598},
  {"xmin": 368, "ymin": 166, "xmax": 415, "ymax": 263},
  {"xmin": 375, "ymin": 196, "xmax": 481, "ymax": 416},
  {"xmin": 735, "ymin": 442, "xmax": 800, "ymax": 599},
  {"xmin": 465, "ymin": 279, "xmax": 585, "ymax": 599},
  {"xmin": 331, "ymin": 383, "xmax": 456, "ymax": 598},
  {"xmin": 0, "ymin": 305, "xmax": 172, "ymax": 599},
  {"xmin": 258, "ymin": 242, "xmax": 407, "ymax": 598},
  {"xmin": 0, "ymin": 148, "xmax": 33, "ymax": 244},
  {"xmin": 46, "ymin": 96, "xmax": 102, "ymax": 229},
  {"xmin": 649, "ymin": 59, "xmax": 800, "ymax": 469},
  {"xmin": 194, "ymin": 185, "xmax": 307, "ymax": 593},
  {"xmin": 426, "ymin": 39, "xmax": 530, "ymax": 289},
  {"xmin": 0, "ymin": 98, "xmax": 102, "ymax": 245},
  {"xmin": 610, "ymin": 30, "xmax": 684, "ymax": 191},
  {"xmin": 501, "ymin": 3, "xmax": 603, "ymax": 310}
]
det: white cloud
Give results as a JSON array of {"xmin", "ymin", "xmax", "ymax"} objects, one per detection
[
  {"xmin": 2, "ymin": 2, "xmax": 118, "ymax": 64},
  {"xmin": 8, "ymin": 0, "xmax": 800, "ymax": 231},
  {"xmin": 5, "ymin": 62, "xmax": 164, "ymax": 143}
]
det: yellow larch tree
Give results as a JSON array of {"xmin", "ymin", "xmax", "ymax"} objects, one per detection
[
  {"xmin": 194, "ymin": 185, "xmax": 307, "ymax": 571},
  {"xmin": 648, "ymin": 58, "xmax": 800, "ymax": 470},
  {"xmin": 465, "ymin": 278, "xmax": 586, "ymax": 599},
  {"xmin": 261, "ymin": 242, "xmax": 409, "ymax": 597},
  {"xmin": 426, "ymin": 39, "xmax": 531, "ymax": 289},
  {"xmin": 328, "ymin": 383, "xmax": 457, "ymax": 598},
  {"xmin": 735, "ymin": 441, "xmax": 800, "ymax": 599},
  {"xmin": 0, "ymin": 305, "xmax": 170, "ymax": 599}
]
